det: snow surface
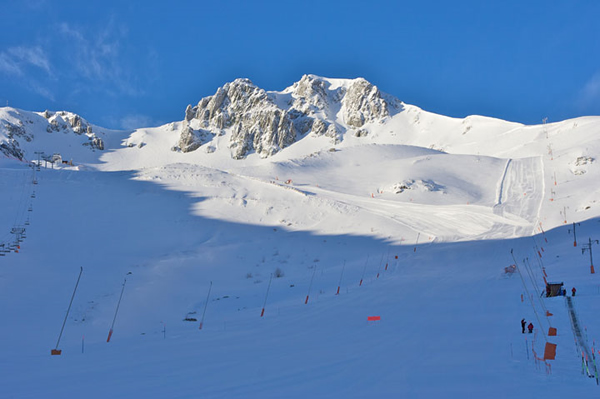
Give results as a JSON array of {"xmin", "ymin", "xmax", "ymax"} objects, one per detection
[{"xmin": 2, "ymin": 83, "xmax": 600, "ymax": 398}]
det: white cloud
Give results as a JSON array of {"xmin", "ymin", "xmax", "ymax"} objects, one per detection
[
  {"xmin": 0, "ymin": 45, "xmax": 52, "ymax": 76},
  {"xmin": 0, "ymin": 52, "xmax": 21, "ymax": 75},
  {"xmin": 59, "ymin": 21, "xmax": 142, "ymax": 97},
  {"xmin": 27, "ymin": 81, "xmax": 55, "ymax": 101},
  {"xmin": 8, "ymin": 46, "xmax": 52, "ymax": 75},
  {"xmin": 579, "ymin": 72, "xmax": 600, "ymax": 107}
]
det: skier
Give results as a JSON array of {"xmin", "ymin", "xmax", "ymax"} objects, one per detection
[
  {"xmin": 527, "ymin": 322, "xmax": 534, "ymax": 334},
  {"xmin": 572, "ymin": 287, "xmax": 577, "ymax": 297},
  {"xmin": 521, "ymin": 318, "xmax": 526, "ymax": 334}
]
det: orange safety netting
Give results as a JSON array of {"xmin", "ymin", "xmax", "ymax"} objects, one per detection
[{"xmin": 543, "ymin": 343, "xmax": 557, "ymax": 360}]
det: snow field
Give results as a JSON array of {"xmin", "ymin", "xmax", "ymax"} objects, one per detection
[{"xmin": 1, "ymin": 162, "xmax": 599, "ymax": 397}]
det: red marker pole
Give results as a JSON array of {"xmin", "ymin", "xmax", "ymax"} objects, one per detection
[
  {"xmin": 359, "ymin": 255, "xmax": 369, "ymax": 286},
  {"xmin": 199, "ymin": 281, "xmax": 213, "ymax": 330},
  {"xmin": 260, "ymin": 274, "xmax": 273, "ymax": 317}
]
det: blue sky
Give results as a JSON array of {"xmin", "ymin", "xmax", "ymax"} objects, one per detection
[{"xmin": 1, "ymin": 0, "xmax": 599, "ymax": 129}]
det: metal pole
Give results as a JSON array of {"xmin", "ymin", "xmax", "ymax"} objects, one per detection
[
  {"xmin": 260, "ymin": 274, "xmax": 273, "ymax": 317},
  {"xmin": 414, "ymin": 233, "xmax": 420, "ymax": 252},
  {"xmin": 305, "ymin": 266, "xmax": 317, "ymax": 304},
  {"xmin": 199, "ymin": 281, "xmax": 212, "ymax": 330},
  {"xmin": 107, "ymin": 278, "xmax": 127, "ymax": 342},
  {"xmin": 55, "ymin": 267, "xmax": 83, "ymax": 350},
  {"xmin": 360, "ymin": 255, "xmax": 369, "ymax": 286},
  {"xmin": 336, "ymin": 261, "xmax": 345, "ymax": 295},
  {"xmin": 589, "ymin": 238, "xmax": 594, "ymax": 269}
]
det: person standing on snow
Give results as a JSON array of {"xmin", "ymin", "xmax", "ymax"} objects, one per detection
[
  {"xmin": 572, "ymin": 287, "xmax": 577, "ymax": 297},
  {"xmin": 528, "ymin": 322, "xmax": 534, "ymax": 333},
  {"xmin": 521, "ymin": 318, "xmax": 526, "ymax": 334}
]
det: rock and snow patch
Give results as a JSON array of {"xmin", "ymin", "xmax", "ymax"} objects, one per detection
[
  {"xmin": 391, "ymin": 179, "xmax": 445, "ymax": 194},
  {"xmin": 0, "ymin": 108, "xmax": 105, "ymax": 160},
  {"xmin": 571, "ymin": 156, "xmax": 594, "ymax": 175}
]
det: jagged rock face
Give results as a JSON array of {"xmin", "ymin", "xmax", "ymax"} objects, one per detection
[
  {"xmin": 183, "ymin": 79, "xmax": 297, "ymax": 158},
  {"xmin": 230, "ymin": 108, "xmax": 297, "ymax": 159},
  {"xmin": 177, "ymin": 123, "xmax": 214, "ymax": 153},
  {"xmin": 0, "ymin": 121, "xmax": 30, "ymax": 159},
  {"xmin": 289, "ymin": 74, "xmax": 329, "ymax": 114},
  {"xmin": 0, "ymin": 140, "xmax": 24, "ymax": 159},
  {"xmin": 179, "ymin": 75, "xmax": 398, "ymax": 158},
  {"xmin": 342, "ymin": 78, "xmax": 389, "ymax": 128},
  {"xmin": 0, "ymin": 109, "xmax": 104, "ymax": 160},
  {"xmin": 69, "ymin": 115, "xmax": 88, "ymax": 134},
  {"xmin": 82, "ymin": 136, "xmax": 104, "ymax": 151},
  {"xmin": 4, "ymin": 121, "xmax": 32, "ymax": 142},
  {"xmin": 178, "ymin": 124, "xmax": 197, "ymax": 152},
  {"xmin": 194, "ymin": 79, "xmax": 275, "ymax": 131}
]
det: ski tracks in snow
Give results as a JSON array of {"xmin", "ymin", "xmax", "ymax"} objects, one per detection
[{"xmin": 491, "ymin": 156, "xmax": 544, "ymax": 237}]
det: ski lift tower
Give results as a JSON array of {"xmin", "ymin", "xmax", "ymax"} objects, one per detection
[{"xmin": 582, "ymin": 238, "xmax": 599, "ymax": 274}]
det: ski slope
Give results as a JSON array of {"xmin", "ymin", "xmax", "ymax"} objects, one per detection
[{"xmin": 1, "ymin": 90, "xmax": 600, "ymax": 397}]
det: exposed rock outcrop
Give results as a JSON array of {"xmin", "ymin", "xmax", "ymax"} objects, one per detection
[
  {"xmin": 342, "ymin": 78, "xmax": 389, "ymax": 128},
  {"xmin": 177, "ymin": 123, "xmax": 214, "ymax": 153},
  {"xmin": 178, "ymin": 75, "xmax": 400, "ymax": 158},
  {"xmin": 0, "ymin": 109, "xmax": 105, "ymax": 160}
]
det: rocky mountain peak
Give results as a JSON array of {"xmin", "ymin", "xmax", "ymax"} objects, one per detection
[
  {"xmin": 289, "ymin": 74, "xmax": 331, "ymax": 114},
  {"xmin": 177, "ymin": 75, "xmax": 400, "ymax": 159},
  {"xmin": 342, "ymin": 78, "xmax": 389, "ymax": 128}
]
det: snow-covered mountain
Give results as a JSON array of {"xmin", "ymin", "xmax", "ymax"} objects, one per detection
[
  {"xmin": 2, "ymin": 76, "xmax": 600, "ymax": 398},
  {"xmin": 0, "ymin": 108, "xmax": 106, "ymax": 162},
  {"xmin": 2, "ymin": 75, "xmax": 599, "ymax": 241}
]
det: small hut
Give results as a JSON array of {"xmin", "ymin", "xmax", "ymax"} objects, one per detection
[{"xmin": 545, "ymin": 282, "xmax": 565, "ymax": 297}]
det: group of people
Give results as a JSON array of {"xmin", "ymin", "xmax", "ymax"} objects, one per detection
[{"xmin": 521, "ymin": 318, "xmax": 534, "ymax": 334}]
